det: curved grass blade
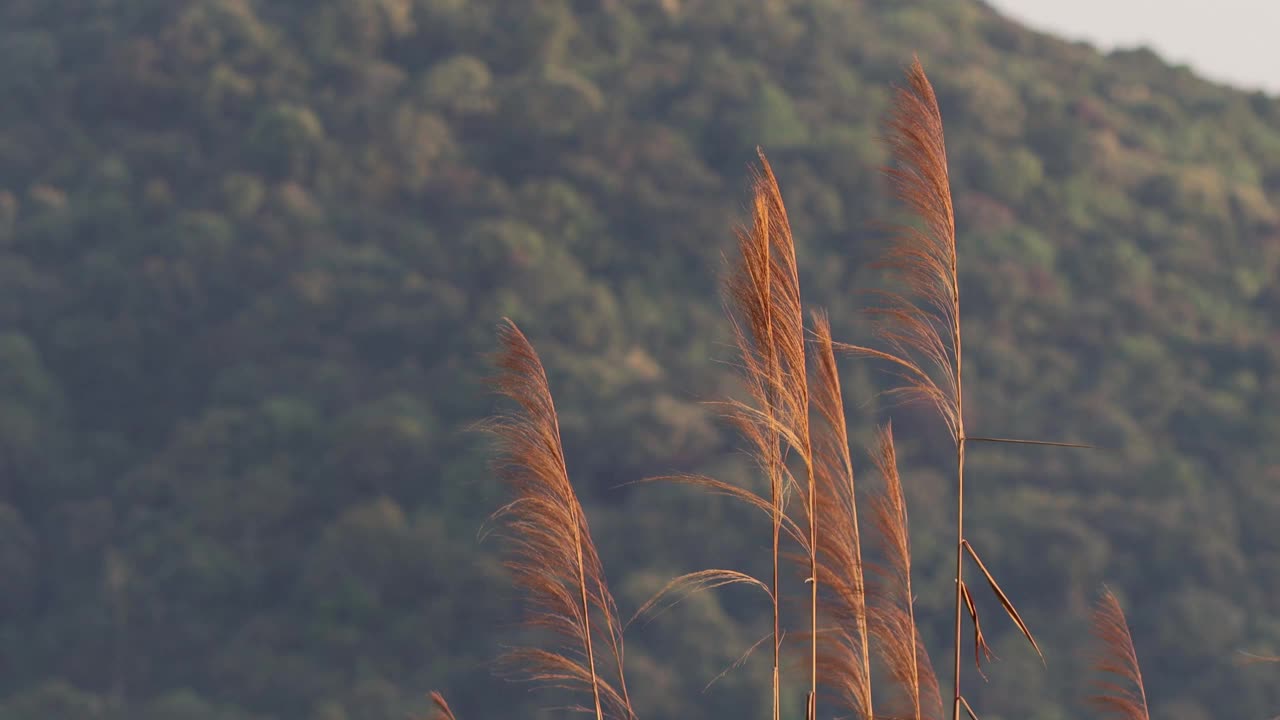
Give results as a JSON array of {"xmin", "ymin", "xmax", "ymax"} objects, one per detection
[
  {"xmin": 629, "ymin": 569, "xmax": 772, "ymax": 627},
  {"xmin": 627, "ymin": 474, "xmax": 807, "ymax": 549},
  {"xmin": 704, "ymin": 631, "xmax": 775, "ymax": 692}
]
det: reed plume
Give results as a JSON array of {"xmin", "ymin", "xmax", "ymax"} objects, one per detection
[
  {"xmin": 838, "ymin": 57, "xmax": 962, "ymax": 441},
  {"xmin": 868, "ymin": 423, "xmax": 942, "ymax": 720},
  {"xmin": 833, "ymin": 55, "xmax": 971, "ymax": 720},
  {"xmin": 810, "ymin": 311, "xmax": 873, "ymax": 720},
  {"xmin": 726, "ymin": 149, "xmax": 825, "ymax": 720},
  {"xmin": 428, "ymin": 691, "xmax": 458, "ymax": 720},
  {"xmin": 1089, "ymin": 588, "xmax": 1150, "ymax": 720},
  {"xmin": 836, "ymin": 56, "xmax": 1066, "ymax": 720},
  {"xmin": 487, "ymin": 319, "xmax": 634, "ymax": 720},
  {"xmin": 631, "ymin": 149, "xmax": 821, "ymax": 720}
]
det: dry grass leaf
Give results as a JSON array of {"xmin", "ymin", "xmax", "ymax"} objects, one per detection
[{"xmin": 959, "ymin": 581, "xmax": 995, "ymax": 679}]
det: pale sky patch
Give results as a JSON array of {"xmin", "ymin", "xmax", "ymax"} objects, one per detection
[{"xmin": 985, "ymin": 0, "xmax": 1280, "ymax": 94}]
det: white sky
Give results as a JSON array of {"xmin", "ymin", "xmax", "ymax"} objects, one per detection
[{"xmin": 985, "ymin": 0, "xmax": 1280, "ymax": 94}]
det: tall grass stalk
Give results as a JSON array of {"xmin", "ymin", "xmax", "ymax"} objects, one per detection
[{"xmin": 836, "ymin": 57, "xmax": 1076, "ymax": 719}]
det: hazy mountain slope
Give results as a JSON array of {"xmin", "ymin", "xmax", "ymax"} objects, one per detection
[{"xmin": 1, "ymin": 1, "xmax": 1279, "ymax": 718}]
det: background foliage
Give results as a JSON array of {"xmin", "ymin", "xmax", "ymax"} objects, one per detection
[{"xmin": 2, "ymin": 1, "xmax": 1280, "ymax": 718}]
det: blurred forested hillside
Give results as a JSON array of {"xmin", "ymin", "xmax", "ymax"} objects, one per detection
[{"xmin": 3, "ymin": 1, "xmax": 1280, "ymax": 719}]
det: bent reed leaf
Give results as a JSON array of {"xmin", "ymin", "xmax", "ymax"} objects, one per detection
[
  {"xmin": 960, "ymin": 581, "xmax": 995, "ymax": 679},
  {"xmin": 962, "ymin": 540, "xmax": 1042, "ymax": 663}
]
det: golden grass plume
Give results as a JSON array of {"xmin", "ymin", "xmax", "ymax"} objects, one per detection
[
  {"xmin": 836, "ymin": 56, "xmax": 961, "ymax": 441},
  {"xmin": 487, "ymin": 319, "xmax": 634, "ymax": 720},
  {"xmin": 837, "ymin": 58, "xmax": 1066, "ymax": 720},
  {"xmin": 633, "ymin": 148, "xmax": 823, "ymax": 720},
  {"xmin": 1090, "ymin": 588, "xmax": 1150, "ymax": 720},
  {"xmin": 725, "ymin": 149, "xmax": 827, "ymax": 720},
  {"xmin": 868, "ymin": 423, "xmax": 942, "ymax": 720},
  {"xmin": 810, "ymin": 311, "xmax": 873, "ymax": 720}
]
